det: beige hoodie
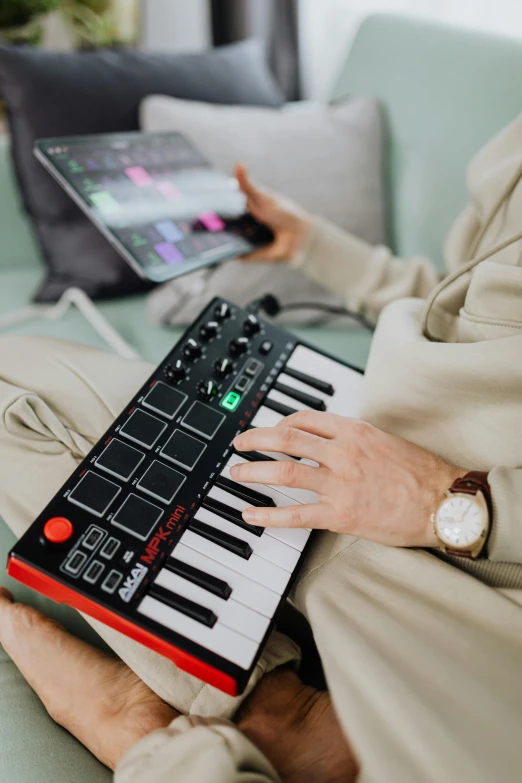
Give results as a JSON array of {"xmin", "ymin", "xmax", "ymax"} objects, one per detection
[{"xmin": 293, "ymin": 114, "xmax": 522, "ymax": 587}]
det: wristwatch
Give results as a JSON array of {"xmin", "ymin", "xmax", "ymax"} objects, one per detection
[{"xmin": 432, "ymin": 471, "xmax": 492, "ymax": 559}]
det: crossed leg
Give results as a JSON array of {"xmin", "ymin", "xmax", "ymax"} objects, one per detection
[
  {"xmin": 0, "ymin": 587, "xmax": 357, "ymax": 781},
  {"xmin": 0, "ymin": 335, "xmax": 357, "ymax": 782}
]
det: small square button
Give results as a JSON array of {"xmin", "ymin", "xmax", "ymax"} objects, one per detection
[
  {"xmin": 160, "ymin": 430, "xmax": 206, "ymax": 471},
  {"xmin": 83, "ymin": 526, "xmax": 105, "ymax": 551},
  {"xmin": 137, "ymin": 461, "xmax": 186, "ymax": 504},
  {"xmin": 245, "ymin": 359, "xmax": 261, "ymax": 377},
  {"xmin": 142, "ymin": 383, "xmax": 188, "ymax": 420},
  {"xmin": 68, "ymin": 471, "xmax": 121, "ymax": 518},
  {"xmin": 112, "ymin": 494, "xmax": 163, "ymax": 541},
  {"xmin": 102, "ymin": 569, "xmax": 123, "ymax": 594},
  {"xmin": 83, "ymin": 560, "xmax": 105, "ymax": 585},
  {"xmin": 65, "ymin": 551, "xmax": 87, "ymax": 576},
  {"xmin": 181, "ymin": 402, "xmax": 225, "ymax": 441},
  {"xmin": 235, "ymin": 375, "xmax": 250, "ymax": 393},
  {"xmin": 100, "ymin": 537, "xmax": 120, "ymax": 560},
  {"xmin": 96, "ymin": 439, "xmax": 145, "ymax": 482},
  {"xmin": 119, "ymin": 409, "xmax": 167, "ymax": 450}
]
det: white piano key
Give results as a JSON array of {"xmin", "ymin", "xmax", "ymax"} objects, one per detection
[
  {"xmin": 155, "ymin": 568, "xmax": 270, "ymax": 643},
  {"xmin": 181, "ymin": 529, "xmax": 291, "ymax": 594},
  {"xmin": 196, "ymin": 507, "xmax": 302, "ymax": 573},
  {"xmin": 257, "ymin": 451, "xmax": 297, "ymax": 462},
  {"xmin": 138, "ymin": 595, "xmax": 257, "ymax": 669},
  {"xmin": 173, "ymin": 543, "xmax": 281, "ymax": 618},
  {"xmin": 286, "ymin": 345, "xmax": 364, "ymax": 418},
  {"xmin": 225, "ymin": 455, "xmax": 319, "ymax": 507},
  {"xmin": 223, "ymin": 456, "xmax": 312, "ymax": 551},
  {"xmin": 251, "ymin": 406, "xmax": 284, "ymax": 429}
]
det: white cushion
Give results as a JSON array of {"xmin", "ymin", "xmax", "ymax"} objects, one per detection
[{"xmin": 140, "ymin": 95, "xmax": 386, "ymax": 325}]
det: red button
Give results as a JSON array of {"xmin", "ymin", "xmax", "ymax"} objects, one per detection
[{"xmin": 43, "ymin": 517, "xmax": 73, "ymax": 544}]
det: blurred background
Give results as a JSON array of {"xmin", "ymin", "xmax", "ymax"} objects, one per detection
[
  {"xmin": 2, "ymin": 1, "xmax": 522, "ymax": 105},
  {"xmin": 2, "ymin": 0, "xmax": 522, "ymax": 346}
]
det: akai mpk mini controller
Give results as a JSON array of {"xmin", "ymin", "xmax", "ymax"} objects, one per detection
[{"xmin": 8, "ymin": 299, "xmax": 364, "ymax": 695}]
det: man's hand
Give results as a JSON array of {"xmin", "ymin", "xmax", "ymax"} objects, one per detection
[
  {"xmin": 235, "ymin": 163, "xmax": 313, "ymax": 262},
  {"xmin": 232, "ymin": 411, "xmax": 466, "ymax": 548}
]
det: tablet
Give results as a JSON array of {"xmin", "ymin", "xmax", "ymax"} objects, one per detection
[{"xmin": 34, "ymin": 131, "xmax": 275, "ymax": 284}]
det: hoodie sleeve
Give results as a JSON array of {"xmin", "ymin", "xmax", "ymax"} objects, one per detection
[{"xmin": 292, "ymin": 217, "xmax": 441, "ymax": 323}]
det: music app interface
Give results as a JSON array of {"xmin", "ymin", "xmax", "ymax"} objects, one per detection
[{"xmin": 43, "ymin": 133, "xmax": 254, "ymax": 273}]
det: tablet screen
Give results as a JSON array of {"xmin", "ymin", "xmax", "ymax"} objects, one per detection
[{"xmin": 35, "ymin": 131, "xmax": 273, "ymax": 283}]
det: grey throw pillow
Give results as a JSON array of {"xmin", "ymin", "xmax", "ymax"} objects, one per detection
[
  {"xmin": 141, "ymin": 95, "xmax": 386, "ymax": 325},
  {"xmin": 0, "ymin": 40, "xmax": 284, "ymax": 303}
]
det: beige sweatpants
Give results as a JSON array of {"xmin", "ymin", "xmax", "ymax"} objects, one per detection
[{"xmin": 1, "ymin": 335, "xmax": 521, "ymax": 783}]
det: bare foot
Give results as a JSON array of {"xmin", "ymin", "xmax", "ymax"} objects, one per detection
[
  {"xmin": 0, "ymin": 588, "xmax": 178, "ymax": 770},
  {"xmin": 236, "ymin": 667, "xmax": 359, "ymax": 783}
]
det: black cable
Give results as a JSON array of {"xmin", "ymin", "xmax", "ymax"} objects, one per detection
[{"xmin": 249, "ymin": 294, "xmax": 374, "ymax": 332}]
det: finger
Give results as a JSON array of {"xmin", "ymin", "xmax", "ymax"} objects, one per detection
[
  {"xmin": 235, "ymin": 162, "xmax": 268, "ymax": 207},
  {"xmin": 277, "ymin": 410, "xmax": 346, "ymax": 440},
  {"xmin": 230, "ymin": 458, "xmax": 330, "ymax": 494},
  {"xmin": 234, "ymin": 425, "xmax": 332, "ymax": 465},
  {"xmin": 242, "ymin": 502, "xmax": 329, "ymax": 529}
]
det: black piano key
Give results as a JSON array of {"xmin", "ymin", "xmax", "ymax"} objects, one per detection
[
  {"xmin": 166, "ymin": 558, "xmax": 232, "ymax": 600},
  {"xmin": 241, "ymin": 449, "xmax": 302, "ymax": 465},
  {"xmin": 190, "ymin": 518, "xmax": 253, "ymax": 560},
  {"xmin": 263, "ymin": 398, "xmax": 298, "ymax": 418},
  {"xmin": 240, "ymin": 450, "xmax": 276, "ymax": 463},
  {"xmin": 274, "ymin": 382, "xmax": 327, "ymax": 412},
  {"xmin": 283, "ymin": 366, "xmax": 334, "ymax": 396},
  {"xmin": 149, "ymin": 583, "xmax": 217, "ymax": 628},
  {"xmin": 202, "ymin": 497, "xmax": 264, "ymax": 537},
  {"xmin": 215, "ymin": 476, "xmax": 276, "ymax": 508}
]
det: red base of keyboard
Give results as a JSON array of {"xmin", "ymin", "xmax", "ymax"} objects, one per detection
[{"xmin": 7, "ymin": 555, "xmax": 238, "ymax": 696}]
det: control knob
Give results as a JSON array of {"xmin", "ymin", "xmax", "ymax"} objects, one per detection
[
  {"xmin": 199, "ymin": 321, "xmax": 219, "ymax": 342},
  {"xmin": 182, "ymin": 339, "xmax": 202, "ymax": 362},
  {"xmin": 165, "ymin": 359, "xmax": 187, "ymax": 383},
  {"xmin": 214, "ymin": 302, "xmax": 232, "ymax": 322},
  {"xmin": 198, "ymin": 380, "xmax": 218, "ymax": 401},
  {"xmin": 229, "ymin": 336, "xmax": 249, "ymax": 358},
  {"xmin": 214, "ymin": 357, "xmax": 234, "ymax": 378},
  {"xmin": 243, "ymin": 314, "xmax": 261, "ymax": 336}
]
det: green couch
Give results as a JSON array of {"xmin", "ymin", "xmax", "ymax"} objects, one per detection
[{"xmin": 2, "ymin": 13, "xmax": 522, "ymax": 781}]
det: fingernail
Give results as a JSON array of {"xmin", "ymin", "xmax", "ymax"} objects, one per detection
[
  {"xmin": 230, "ymin": 465, "xmax": 240, "ymax": 479},
  {"xmin": 242, "ymin": 508, "xmax": 258, "ymax": 523},
  {"xmin": 233, "ymin": 436, "xmax": 243, "ymax": 449}
]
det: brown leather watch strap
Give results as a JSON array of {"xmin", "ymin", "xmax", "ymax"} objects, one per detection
[
  {"xmin": 444, "ymin": 471, "xmax": 492, "ymax": 558},
  {"xmin": 450, "ymin": 471, "xmax": 492, "ymax": 513}
]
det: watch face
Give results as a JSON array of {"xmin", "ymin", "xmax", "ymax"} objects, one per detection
[{"xmin": 435, "ymin": 496, "xmax": 485, "ymax": 548}]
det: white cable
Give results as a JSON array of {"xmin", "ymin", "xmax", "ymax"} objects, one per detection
[{"xmin": 0, "ymin": 287, "xmax": 141, "ymax": 360}]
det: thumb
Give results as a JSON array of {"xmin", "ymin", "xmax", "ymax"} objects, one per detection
[{"xmin": 235, "ymin": 163, "xmax": 269, "ymax": 209}]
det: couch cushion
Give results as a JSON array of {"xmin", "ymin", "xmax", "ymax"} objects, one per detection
[
  {"xmin": 0, "ymin": 269, "xmax": 373, "ymax": 366},
  {"xmin": 0, "ymin": 40, "xmax": 284, "ymax": 303},
  {"xmin": 141, "ymin": 94, "xmax": 386, "ymax": 327},
  {"xmin": 333, "ymin": 14, "xmax": 522, "ymax": 267}
]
